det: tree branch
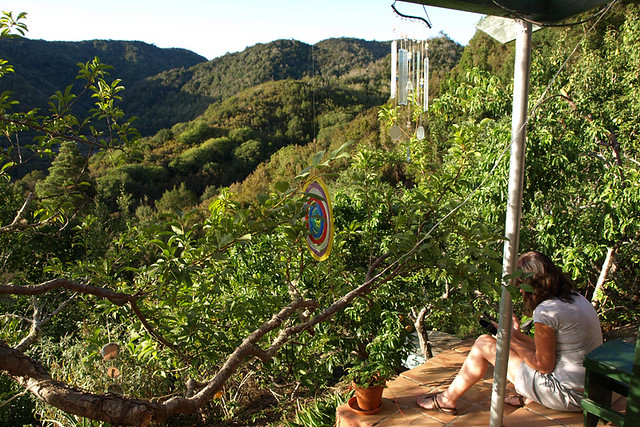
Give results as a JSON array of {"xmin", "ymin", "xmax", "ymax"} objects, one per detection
[
  {"xmin": 0, "ymin": 192, "xmax": 53, "ymax": 234},
  {"xmin": 0, "ymin": 340, "xmax": 162, "ymax": 426},
  {"xmin": 15, "ymin": 293, "xmax": 77, "ymax": 353},
  {"xmin": 0, "ymin": 251, "xmax": 406, "ymax": 425},
  {"xmin": 0, "ymin": 278, "xmax": 133, "ymax": 306},
  {"xmin": 128, "ymin": 299, "xmax": 192, "ymax": 364}
]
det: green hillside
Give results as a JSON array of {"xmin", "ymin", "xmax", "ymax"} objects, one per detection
[
  {"xmin": 0, "ymin": 38, "xmax": 206, "ymax": 112},
  {"xmin": 123, "ymin": 38, "xmax": 397, "ymax": 134},
  {"xmin": 87, "ymin": 35, "xmax": 463, "ymax": 207}
]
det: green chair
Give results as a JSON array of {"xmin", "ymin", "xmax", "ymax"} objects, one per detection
[{"xmin": 582, "ymin": 325, "xmax": 640, "ymax": 427}]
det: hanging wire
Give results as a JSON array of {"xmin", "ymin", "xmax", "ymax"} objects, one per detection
[
  {"xmin": 311, "ymin": 42, "xmax": 317, "ymax": 142},
  {"xmin": 391, "ymin": 0, "xmax": 432, "ymax": 29},
  {"xmin": 422, "ymin": 5, "xmax": 432, "ymax": 28},
  {"xmin": 490, "ymin": 0, "xmax": 616, "ymax": 28}
]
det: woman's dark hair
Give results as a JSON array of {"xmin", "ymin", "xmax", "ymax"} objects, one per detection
[{"xmin": 516, "ymin": 251, "xmax": 577, "ymax": 314}]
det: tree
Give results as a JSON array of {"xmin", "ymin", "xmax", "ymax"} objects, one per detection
[
  {"xmin": 35, "ymin": 141, "xmax": 92, "ymax": 213},
  {"xmin": 0, "ymin": 15, "xmax": 499, "ymax": 422}
]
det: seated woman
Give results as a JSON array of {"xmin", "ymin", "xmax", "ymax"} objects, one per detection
[{"xmin": 417, "ymin": 250, "xmax": 602, "ymax": 413}]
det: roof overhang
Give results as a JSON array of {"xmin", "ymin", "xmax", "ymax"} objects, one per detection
[{"xmin": 398, "ymin": 0, "xmax": 610, "ymax": 25}]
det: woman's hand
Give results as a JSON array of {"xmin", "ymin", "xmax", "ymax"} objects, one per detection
[{"xmin": 512, "ymin": 314, "xmax": 521, "ymax": 332}]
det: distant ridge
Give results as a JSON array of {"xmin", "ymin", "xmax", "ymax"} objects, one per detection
[
  {"xmin": 0, "ymin": 38, "xmax": 207, "ymax": 116},
  {"xmin": 0, "ymin": 36, "xmax": 463, "ymax": 136},
  {"xmin": 124, "ymin": 38, "xmax": 393, "ymax": 135}
]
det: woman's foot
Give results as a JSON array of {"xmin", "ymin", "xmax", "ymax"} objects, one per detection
[
  {"xmin": 416, "ymin": 392, "xmax": 458, "ymax": 414},
  {"xmin": 505, "ymin": 394, "xmax": 529, "ymax": 407}
]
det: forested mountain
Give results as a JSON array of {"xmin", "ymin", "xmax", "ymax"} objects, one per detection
[
  {"xmin": 86, "ymin": 35, "xmax": 463, "ymax": 207},
  {"xmin": 0, "ymin": 38, "xmax": 207, "ymax": 113},
  {"xmin": 0, "ymin": 36, "xmax": 463, "ymax": 138},
  {"xmin": 124, "ymin": 38, "xmax": 400, "ymax": 134},
  {"xmin": 5, "ymin": 35, "xmax": 464, "ymax": 202}
]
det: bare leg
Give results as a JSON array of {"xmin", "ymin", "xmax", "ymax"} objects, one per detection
[{"xmin": 417, "ymin": 334, "xmax": 524, "ymax": 410}]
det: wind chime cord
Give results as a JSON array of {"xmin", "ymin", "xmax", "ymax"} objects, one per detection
[
  {"xmin": 402, "ymin": 0, "xmax": 618, "ymax": 260},
  {"xmin": 490, "ymin": 0, "xmax": 616, "ymax": 28},
  {"xmin": 311, "ymin": 42, "xmax": 317, "ymax": 142},
  {"xmin": 391, "ymin": 0, "xmax": 432, "ymax": 28}
]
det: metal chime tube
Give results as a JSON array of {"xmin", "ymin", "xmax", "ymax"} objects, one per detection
[
  {"xmin": 391, "ymin": 40, "xmax": 397, "ymax": 99},
  {"xmin": 398, "ymin": 46, "xmax": 408, "ymax": 105},
  {"xmin": 415, "ymin": 48, "xmax": 421, "ymax": 104},
  {"xmin": 423, "ymin": 55, "xmax": 429, "ymax": 111},
  {"xmin": 407, "ymin": 48, "xmax": 414, "ymax": 95}
]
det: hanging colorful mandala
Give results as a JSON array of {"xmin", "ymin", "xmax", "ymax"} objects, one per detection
[{"xmin": 304, "ymin": 179, "xmax": 334, "ymax": 261}]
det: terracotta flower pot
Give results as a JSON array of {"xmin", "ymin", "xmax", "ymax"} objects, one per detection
[{"xmin": 353, "ymin": 384, "xmax": 384, "ymax": 412}]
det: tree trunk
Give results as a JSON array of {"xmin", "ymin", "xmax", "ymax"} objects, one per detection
[
  {"xmin": 0, "ymin": 341, "xmax": 163, "ymax": 426},
  {"xmin": 592, "ymin": 246, "xmax": 616, "ymax": 309},
  {"xmin": 413, "ymin": 306, "xmax": 432, "ymax": 359}
]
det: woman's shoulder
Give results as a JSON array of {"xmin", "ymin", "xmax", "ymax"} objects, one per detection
[{"xmin": 534, "ymin": 293, "xmax": 593, "ymax": 320}]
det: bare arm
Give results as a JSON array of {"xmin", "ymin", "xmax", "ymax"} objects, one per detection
[{"xmin": 511, "ymin": 322, "xmax": 556, "ymax": 374}]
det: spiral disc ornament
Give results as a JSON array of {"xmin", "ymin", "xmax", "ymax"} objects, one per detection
[{"xmin": 304, "ymin": 179, "xmax": 334, "ymax": 261}]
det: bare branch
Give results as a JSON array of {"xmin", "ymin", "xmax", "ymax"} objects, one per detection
[
  {"xmin": 0, "ymin": 340, "xmax": 162, "ymax": 426},
  {"xmin": 16, "ymin": 293, "xmax": 78, "ymax": 352},
  {"xmin": 0, "ymin": 251, "xmax": 406, "ymax": 425},
  {"xmin": 0, "ymin": 278, "xmax": 133, "ymax": 306},
  {"xmin": 0, "ymin": 313, "xmax": 30, "ymax": 322},
  {"xmin": 0, "ymin": 192, "xmax": 53, "ymax": 234}
]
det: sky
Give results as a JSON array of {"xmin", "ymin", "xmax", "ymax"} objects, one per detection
[{"xmin": 3, "ymin": 1, "xmax": 485, "ymax": 60}]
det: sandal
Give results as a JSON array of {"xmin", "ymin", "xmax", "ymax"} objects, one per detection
[
  {"xmin": 505, "ymin": 394, "xmax": 527, "ymax": 407},
  {"xmin": 416, "ymin": 392, "xmax": 458, "ymax": 415}
]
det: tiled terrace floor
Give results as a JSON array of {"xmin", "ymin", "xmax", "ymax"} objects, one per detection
[{"xmin": 336, "ymin": 339, "xmax": 627, "ymax": 426}]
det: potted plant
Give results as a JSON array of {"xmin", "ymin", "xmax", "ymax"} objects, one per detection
[
  {"xmin": 345, "ymin": 358, "xmax": 392, "ymax": 413},
  {"xmin": 343, "ymin": 308, "xmax": 410, "ymax": 413}
]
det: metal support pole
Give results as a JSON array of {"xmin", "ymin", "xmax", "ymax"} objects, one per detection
[{"xmin": 489, "ymin": 19, "xmax": 532, "ymax": 427}]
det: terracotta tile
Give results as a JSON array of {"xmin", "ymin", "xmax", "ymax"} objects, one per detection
[
  {"xmin": 455, "ymin": 380, "xmax": 493, "ymax": 403},
  {"xmin": 336, "ymin": 400, "xmax": 397, "ymax": 427},
  {"xmin": 523, "ymin": 401, "xmax": 583, "ymax": 426},
  {"xmin": 478, "ymin": 398, "xmax": 526, "ymax": 417},
  {"xmin": 611, "ymin": 393, "xmax": 627, "ymax": 413},
  {"xmin": 448, "ymin": 407, "xmax": 491, "ymax": 426},
  {"xmin": 504, "ymin": 407, "xmax": 563, "ymax": 426},
  {"xmin": 336, "ymin": 345, "xmax": 589, "ymax": 427},
  {"xmin": 377, "ymin": 407, "xmax": 445, "ymax": 426},
  {"xmin": 452, "ymin": 339, "xmax": 476, "ymax": 353},
  {"xmin": 415, "ymin": 396, "xmax": 475, "ymax": 423},
  {"xmin": 383, "ymin": 376, "xmax": 433, "ymax": 408},
  {"xmin": 428, "ymin": 350, "xmax": 468, "ymax": 369},
  {"xmin": 336, "ymin": 404, "xmax": 372, "ymax": 427},
  {"xmin": 401, "ymin": 362, "xmax": 457, "ymax": 387},
  {"xmin": 553, "ymin": 411, "xmax": 587, "ymax": 427},
  {"xmin": 484, "ymin": 365, "xmax": 495, "ymax": 379}
]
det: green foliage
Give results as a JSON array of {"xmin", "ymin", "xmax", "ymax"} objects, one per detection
[
  {"xmin": 35, "ymin": 141, "xmax": 92, "ymax": 214},
  {"xmin": 282, "ymin": 391, "xmax": 350, "ymax": 427},
  {"xmin": 2, "ymin": 4, "xmax": 640, "ymax": 426},
  {"xmin": 155, "ymin": 183, "xmax": 198, "ymax": 214},
  {"xmin": 0, "ymin": 375, "xmax": 37, "ymax": 426},
  {"xmin": 343, "ymin": 307, "xmax": 409, "ymax": 387}
]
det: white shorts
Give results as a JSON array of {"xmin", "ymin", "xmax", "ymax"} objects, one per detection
[{"xmin": 514, "ymin": 362, "xmax": 583, "ymax": 411}]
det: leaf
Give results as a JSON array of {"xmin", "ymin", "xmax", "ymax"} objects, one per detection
[
  {"xmin": 310, "ymin": 150, "xmax": 326, "ymax": 167},
  {"xmin": 519, "ymin": 282, "xmax": 534, "ymax": 293},
  {"xmin": 274, "ymin": 181, "xmax": 289, "ymax": 193},
  {"xmin": 296, "ymin": 165, "xmax": 313, "ymax": 179}
]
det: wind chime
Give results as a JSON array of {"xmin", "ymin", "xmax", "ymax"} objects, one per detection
[{"xmin": 389, "ymin": 2, "xmax": 431, "ymax": 143}]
